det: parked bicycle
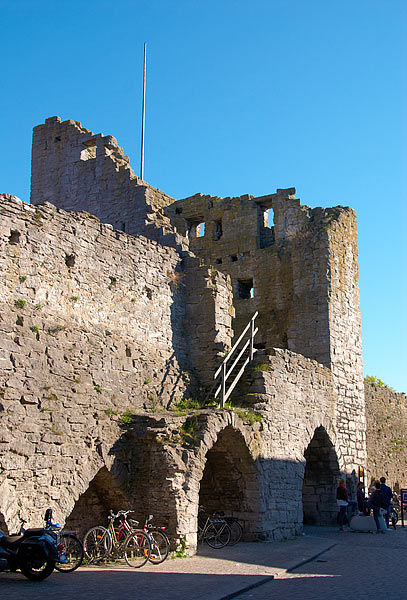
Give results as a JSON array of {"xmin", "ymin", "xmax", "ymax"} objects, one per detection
[
  {"xmin": 141, "ymin": 514, "xmax": 170, "ymax": 564},
  {"xmin": 223, "ymin": 516, "xmax": 243, "ymax": 546},
  {"xmin": 83, "ymin": 510, "xmax": 151, "ymax": 568},
  {"xmin": 390, "ymin": 493, "xmax": 400, "ymax": 529},
  {"xmin": 198, "ymin": 507, "xmax": 231, "ymax": 548},
  {"xmin": 44, "ymin": 509, "xmax": 84, "ymax": 573}
]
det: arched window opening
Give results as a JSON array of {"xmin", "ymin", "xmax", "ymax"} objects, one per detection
[{"xmin": 302, "ymin": 426, "xmax": 340, "ymax": 525}]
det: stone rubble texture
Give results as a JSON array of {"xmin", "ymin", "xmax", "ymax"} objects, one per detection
[{"xmin": 0, "ymin": 114, "xmax": 391, "ymax": 551}]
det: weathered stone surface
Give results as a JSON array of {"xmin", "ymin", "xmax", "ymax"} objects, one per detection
[
  {"xmin": 365, "ymin": 382, "xmax": 407, "ymax": 489},
  {"xmin": 0, "ymin": 116, "xmax": 368, "ymax": 550}
]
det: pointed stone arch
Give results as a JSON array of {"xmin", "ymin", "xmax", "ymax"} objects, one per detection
[
  {"xmin": 176, "ymin": 411, "xmax": 262, "ymax": 548},
  {"xmin": 302, "ymin": 425, "xmax": 341, "ymax": 525},
  {"xmin": 64, "ymin": 466, "xmax": 131, "ymax": 537}
]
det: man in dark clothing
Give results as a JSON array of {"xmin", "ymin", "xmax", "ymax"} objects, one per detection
[
  {"xmin": 380, "ymin": 476, "xmax": 393, "ymax": 529},
  {"xmin": 368, "ymin": 481, "xmax": 387, "ymax": 532}
]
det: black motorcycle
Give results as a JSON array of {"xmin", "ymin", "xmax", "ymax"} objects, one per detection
[{"xmin": 0, "ymin": 509, "xmax": 60, "ymax": 580}]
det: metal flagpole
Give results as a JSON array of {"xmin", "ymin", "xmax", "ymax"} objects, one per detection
[{"xmin": 140, "ymin": 42, "xmax": 146, "ymax": 180}]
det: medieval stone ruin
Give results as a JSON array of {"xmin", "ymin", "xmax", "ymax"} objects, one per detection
[{"xmin": 1, "ymin": 115, "xmax": 402, "ymax": 550}]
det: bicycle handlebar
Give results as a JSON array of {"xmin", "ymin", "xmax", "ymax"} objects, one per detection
[{"xmin": 108, "ymin": 509, "xmax": 135, "ymax": 520}]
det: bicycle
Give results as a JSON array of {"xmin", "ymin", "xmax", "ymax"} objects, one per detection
[
  {"xmin": 224, "ymin": 517, "xmax": 243, "ymax": 545},
  {"xmin": 141, "ymin": 515, "xmax": 170, "ymax": 564},
  {"xmin": 83, "ymin": 510, "xmax": 151, "ymax": 568},
  {"xmin": 198, "ymin": 507, "xmax": 231, "ymax": 548}
]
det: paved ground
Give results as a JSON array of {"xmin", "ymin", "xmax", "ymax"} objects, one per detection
[{"xmin": 1, "ymin": 525, "xmax": 406, "ymax": 599}]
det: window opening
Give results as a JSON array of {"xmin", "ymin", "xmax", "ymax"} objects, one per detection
[
  {"xmin": 65, "ymin": 254, "xmax": 76, "ymax": 268},
  {"xmin": 236, "ymin": 279, "xmax": 254, "ymax": 300},
  {"xmin": 80, "ymin": 141, "xmax": 97, "ymax": 161},
  {"xmin": 196, "ymin": 222, "xmax": 205, "ymax": 238},
  {"xmin": 121, "ymin": 223, "xmax": 126, "ymax": 232},
  {"xmin": 175, "ymin": 207, "xmax": 183, "ymax": 215},
  {"xmin": 213, "ymin": 220, "xmax": 223, "ymax": 241},
  {"xmin": 264, "ymin": 208, "xmax": 274, "ymax": 228},
  {"xmin": 215, "ymin": 258, "xmax": 222, "ymax": 265},
  {"xmin": 9, "ymin": 230, "xmax": 20, "ymax": 245},
  {"xmin": 228, "ymin": 255, "xmax": 238, "ymax": 262}
]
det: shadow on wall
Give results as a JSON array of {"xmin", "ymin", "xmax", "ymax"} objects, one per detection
[
  {"xmin": 64, "ymin": 466, "xmax": 133, "ymax": 538},
  {"xmin": 0, "ymin": 512, "xmax": 9, "ymax": 535},
  {"xmin": 303, "ymin": 426, "xmax": 342, "ymax": 525}
]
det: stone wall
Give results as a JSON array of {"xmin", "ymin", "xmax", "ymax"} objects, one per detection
[
  {"xmin": 0, "ymin": 115, "xmax": 370, "ymax": 548},
  {"xmin": 365, "ymin": 382, "xmax": 407, "ymax": 490},
  {"xmin": 0, "ymin": 194, "xmax": 233, "ymax": 531},
  {"xmin": 165, "ymin": 191, "xmax": 343, "ymax": 369},
  {"xmin": 30, "ymin": 117, "xmax": 180, "ymax": 248}
]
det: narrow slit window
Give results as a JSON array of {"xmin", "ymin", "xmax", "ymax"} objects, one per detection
[
  {"xmin": 264, "ymin": 208, "xmax": 274, "ymax": 228},
  {"xmin": 213, "ymin": 220, "xmax": 222, "ymax": 241},
  {"xmin": 196, "ymin": 222, "xmax": 205, "ymax": 238}
]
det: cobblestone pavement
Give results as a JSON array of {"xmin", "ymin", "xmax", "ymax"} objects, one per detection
[
  {"xmin": 0, "ymin": 526, "xmax": 406, "ymax": 600},
  {"xmin": 237, "ymin": 526, "xmax": 407, "ymax": 600}
]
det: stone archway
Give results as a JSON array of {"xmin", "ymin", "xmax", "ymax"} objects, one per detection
[
  {"xmin": 302, "ymin": 425, "xmax": 340, "ymax": 525},
  {"xmin": 64, "ymin": 466, "xmax": 131, "ymax": 537},
  {"xmin": 198, "ymin": 424, "xmax": 260, "ymax": 539}
]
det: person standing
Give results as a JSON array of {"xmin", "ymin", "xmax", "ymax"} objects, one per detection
[
  {"xmin": 336, "ymin": 479, "xmax": 357, "ymax": 531},
  {"xmin": 357, "ymin": 482, "xmax": 368, "ymax": 514},
  {"xmin": 380, "ymin": 477, "xmax": 393, "ymax": 529},
  {"xmin": 368, "ymin": 481, "xmax": 387, "ymax": 533}
]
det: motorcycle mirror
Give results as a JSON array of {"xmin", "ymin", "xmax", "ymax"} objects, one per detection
[{"xmin": 44, "ymin": 508, "xmax": 52, "ymax": 523}]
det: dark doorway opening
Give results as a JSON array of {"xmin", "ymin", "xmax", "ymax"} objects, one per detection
[
  {"xmin": 302, "ymin": 426, "xmax": 340, "ymax": 525},
  {"xmin": 199, "ymin": 426, "xmax": 259, "ymax": 539}
]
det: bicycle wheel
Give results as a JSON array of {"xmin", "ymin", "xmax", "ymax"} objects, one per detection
[
  {"xmin": 205, "ymin": 522, "xmax": 231, "ymax": 549},
  {"xmin": 226, "ymin": 520, "xmax": 243, "ymax": 546},
  {"xmin": 83, "ymin": 526, "xmax": 112, "ymax": 562},
  {"xmin": 149, "ymin": 530, "xmax": 170, "ymax": 564},
  {"xmin": 55, "ymin": 533, "xmax": 84, "ymax": 572},
  {"xmin": 124, "ymin": 531, "xmax": 151, "ymax": 568}
]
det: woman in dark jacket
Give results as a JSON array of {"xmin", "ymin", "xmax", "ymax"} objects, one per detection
[
  {"xmin": 337, "ymin": 479, "xmax": 349, "ymax": 531},
  {"xmin": 336, "ymin": 478, "xmax": 358, "ymax": 531}
]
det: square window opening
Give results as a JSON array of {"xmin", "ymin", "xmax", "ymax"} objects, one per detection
[{"xmin": 236, "ymin": 279, "xmax": 254, "ymax": 300}]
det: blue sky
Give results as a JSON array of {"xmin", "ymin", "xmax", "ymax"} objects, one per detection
[{"xmin": 1, "ymin": 0, "xmax": 406, "ymax": 391}]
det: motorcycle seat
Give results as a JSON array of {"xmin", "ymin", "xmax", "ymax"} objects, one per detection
[{"xmin": 0, "ymin": 534, "xmax": 25, "ymax": 547}]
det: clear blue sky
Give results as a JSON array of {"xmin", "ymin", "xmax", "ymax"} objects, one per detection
[{"xmin": 1, "ymin": 0, "xmax": 406, "ymax": 391}]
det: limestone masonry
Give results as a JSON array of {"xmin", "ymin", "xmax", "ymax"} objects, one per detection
[{"xmin": 0, "ymin": 115, "xmax": 398, "ymax": 549}]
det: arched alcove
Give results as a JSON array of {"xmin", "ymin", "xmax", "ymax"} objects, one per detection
[
  {"xmin": 302, "ymin": 426, "xmax": 340, "ymax": 525},
  {"xmin": 64, "ymin": 466, "xmax": 131, "ymax": 537},
  {"xmin": 198, "ymin": 425, "xmax": 259, "ymax": 538}
]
